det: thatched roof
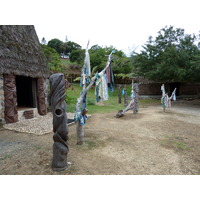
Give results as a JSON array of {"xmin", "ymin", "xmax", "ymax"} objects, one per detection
[{"xmin": 0, "ymin": 25, "xmax": 49, "ymax": 78}]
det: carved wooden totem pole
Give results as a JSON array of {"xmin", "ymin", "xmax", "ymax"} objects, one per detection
[
  {"xmin": 49, "ymin": 73, "xmax": 69, "ymax": 171},
  {"xmin": 4, "ymin": 74, "xmax": 18, "ymax": 123},
  {"xmin": 37, "ymin": 78, "xmax": 47, "ymax": 115}
]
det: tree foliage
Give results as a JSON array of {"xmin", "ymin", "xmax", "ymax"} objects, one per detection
[
  {"xmin": 47, "ymin": 39, "xmax": 82, "ymax": 57},
  {"xmin": 44, "ymin": 38, "xmax": 133, "ymax": 79},
  {"xmin": 61, "ymin": 41, "xmax": 82, "ymax": 56},
  {"xmin": 47, "ymin": 38, "xmax": 63, "ymax": 54},
  {"xmin": 131, "ymin": 26, "xmax": 200, "ymax": 82},
  {"xmin": 88, "ymin": 45, "xmax": 132, "ymax": 75},
  {"xmin": 69, "ymin": 49, "xmax": 85, "ymax": 64},
  {"xmin": 41, "ymin": 44, "xmax": 62, "ymax": 73}
]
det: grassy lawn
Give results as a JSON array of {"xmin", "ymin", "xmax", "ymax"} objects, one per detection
[
  {"xmin": 60, "ymin": 58, "xmax": 81, "ymax": 67},
  {"xmin": 66, "ymin": 83, "xmax": 160, "ymax": 114}
]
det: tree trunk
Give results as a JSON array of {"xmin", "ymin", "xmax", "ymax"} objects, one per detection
[
  {"xmin": 116, "ymin": 82, "xmax": 139, "ymax": 118},
  {"xmin": 75, "ymin": 51, "xmax": 114, "ymax": 145}
]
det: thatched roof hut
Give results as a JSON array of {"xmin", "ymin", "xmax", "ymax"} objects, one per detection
[
  {"xmin": 0, "ymin": 25, "xmax": 50, "ymax": 125},
  {"xmin": 0, "ymin": 25, "xmax": 49, "ymax": 78}
]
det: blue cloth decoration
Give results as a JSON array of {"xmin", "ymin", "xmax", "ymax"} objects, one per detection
[
  {"xmin": 80, "ymin": 90, "xmax": 87, "ymax": 110},
  {"xmin": 173, "ymin": 93, "xmax": 176, "ymax": 101},
  {"xmin": 74, "ymin": 111, "xmax": 88, "ymax": 125}
]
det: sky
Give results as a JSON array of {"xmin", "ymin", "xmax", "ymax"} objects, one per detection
[{"xmin": 1, "ymin": 0, "xmax": 200, "ymax": 55}]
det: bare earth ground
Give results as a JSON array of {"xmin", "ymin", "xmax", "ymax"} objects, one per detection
[{"xmin": 0, "ymin": 100, "xmax": 200, "ymax": 175}]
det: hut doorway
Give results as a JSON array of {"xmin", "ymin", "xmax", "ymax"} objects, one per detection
[
  {"xmin": 170, "ymin": 82, "xmax": 180, "ymax": 96},
  {"xmin": 16, "ymin": 76, "xmax": 37, "ymax": 109}
]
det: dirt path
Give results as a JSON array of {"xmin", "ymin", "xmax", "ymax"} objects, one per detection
[{"xmin": 0, "ymin": 102, "xmax": 200, "ymax": 175}]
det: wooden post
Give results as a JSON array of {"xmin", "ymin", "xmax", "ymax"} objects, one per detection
[
  {"xmin": 133, "ymin": 83, "xmax": 139, "ymax": 114},
  {"xmin": 124, "ymin": 85, "xmax": 128, "ymax": 107},
  {"xmin": 117, "ymin": 84, "xmax": 122, "ymax": 104}
]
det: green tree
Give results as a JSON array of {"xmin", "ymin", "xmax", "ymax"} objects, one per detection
[
  {"xmin": 89, "ymin": 45, "xmax": 106, "ymax": 72},
  {"xmin": 88, "ymin": 45, "xmax": 132, "ymax": 76},
  {"xmin": 62, "ymin": 41, "xmax": 82, "ymax": 56},
  {"xmin": 47, "ymin": 38, "xmax": 63, "ymax": 54},
  {"xmin": 69, "ymin": 49, "xmax": 85, "ymax": 64},
  {"xmin": 132, "ymin": 26, "xmax": 200, "ymax": 82},
  {"xmin": 41, "ymin": 44, "xmax": 62, "ymax": 73}
]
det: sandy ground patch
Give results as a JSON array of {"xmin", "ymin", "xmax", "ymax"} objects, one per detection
[{"xmin": 0, "ymin": 101, "xmax": 200, "ymax": 175}]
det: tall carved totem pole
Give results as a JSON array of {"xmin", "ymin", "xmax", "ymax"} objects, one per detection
[
  {"xmin": 49, "ymin": 73, "xmax": 69, "ymax": 171},
  {"xmin": 4, "ymin": 74, "xmax": 18, "ymax": 123}
]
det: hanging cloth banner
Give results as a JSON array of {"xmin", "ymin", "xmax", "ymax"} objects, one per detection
[
  {"xmin": 80, "ymin": 42, "xmax": 91, "ymax": 86},
  {"xmin": 106, "ymin": 64, "xmax": 114, "ymax": 92},
  {"xmin": 84, "ymin": 48, "xmax": 91, "ymax": 77},
  {"xmin": 95, "ymin": 72, "xmax": 109, "ymax": 103}
]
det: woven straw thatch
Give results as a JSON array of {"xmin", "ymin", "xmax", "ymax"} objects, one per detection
[{"xmin": 0, "ymin": 25, "xmax": 49, "ymax": 78}]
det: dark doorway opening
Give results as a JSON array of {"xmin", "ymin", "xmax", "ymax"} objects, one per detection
[
  {"xmin": 16, "ymin": 76, "xmax": 37, "ymax": 109},
  {"xmin": 170, "ymin": 82, "xmax": 180, "ymax": 96}
]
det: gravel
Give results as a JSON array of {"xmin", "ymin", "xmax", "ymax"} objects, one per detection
[{"xmin": 3, "ymin": 112, "xmax": 75, "ymax": 135}]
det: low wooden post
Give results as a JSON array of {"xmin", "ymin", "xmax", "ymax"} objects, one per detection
[
  {"xmin": 124, "ymin": 85, "xmax": 128, "ymax": 107},
  {"xmin": 133, "ymin": 83, "xmax": 139, "ymax": 114},
  {"xmin": 117, "ymin": 84, "xmax": 122, "ymax": 104}
]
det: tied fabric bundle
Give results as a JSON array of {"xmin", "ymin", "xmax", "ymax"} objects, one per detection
[
  {"xmin": 74, "ymin": 111, "xmax": 88, "ymax": 125},
  {"xmin": 84, "ymin": 48, "xmax": 91, "ymax": 77}
]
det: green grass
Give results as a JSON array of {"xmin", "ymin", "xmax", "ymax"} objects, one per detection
[
  {"xmin": 60, "ymin": 58, "xmax": 73, "ymax": 65},
  {"xmin": 66, "ymin": 83, "xmax": 160, "ymax": 114},
  {"xmin": 161, "ymin": 136, "xmax": 189, "ymax": 151},
  {"xmin": 85, "ymin": 140, "xmax": 96, "ymax": 150},
  {"xmin": 60, "ymin": 58, "xmax": 81, "ymax": 67}
]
